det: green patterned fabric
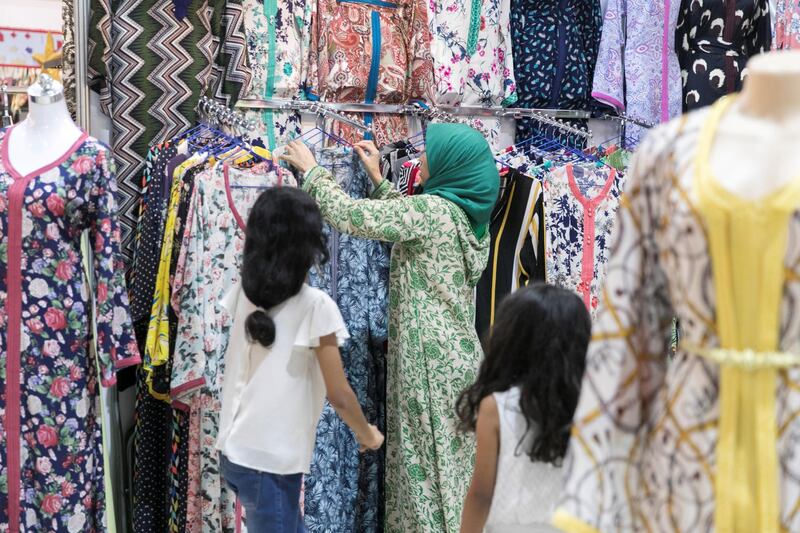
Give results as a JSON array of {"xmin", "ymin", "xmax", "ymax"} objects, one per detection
[
  {"xmin": 422, "ymin": 123, "xmax": 500, "ymax": 239},
  {"xmin": 303, "ymin": 170, "xmax": 489, "ymax": 532}
]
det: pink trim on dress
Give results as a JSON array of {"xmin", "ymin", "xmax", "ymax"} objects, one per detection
[
  {"xmin": 565, "ymin": 164, "xmax": 617, "ymax": 310},
  {"xmin": 171, "ymin": 377, "xmax": 207, "ymax": 399},
  {"xmin": 115, "ymin": 355, "xmax": 143, "ymax": 369},
  {"xmin": 223, "ymin": 164, "xmax": 249, "ymax": 232},
  {"xmin": 1, "ymin": 126, "xmax": 89, "ymax": 532},
  {"xmin": 591, "ymin": 91, "xmax": 625, "ymax": 112},
  {"xmin": 661, "ymin": 0, "xmax": 671, "ymax": 121}
]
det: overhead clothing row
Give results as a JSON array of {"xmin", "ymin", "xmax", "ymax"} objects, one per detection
[{"xmin": 85, "ymin": 0, "xmax": 781, "ymax": 269}]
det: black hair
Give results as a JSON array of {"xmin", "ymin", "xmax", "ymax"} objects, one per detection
[
  {"xmin": 241, "ymin": 187, "xmax": 328, "ymax": 347},
  {"xmin": 456, "ymin": 283, "xmax": 591, "ymax": 465}
]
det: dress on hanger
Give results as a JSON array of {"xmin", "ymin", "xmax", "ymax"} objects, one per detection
[
  {"xmin": 306, "ymin": 0, "xmax": 435, "ymax": 145},
  {"xmin": 553, "ymin": 101, "xmax": 800, "ymax": 533},
  {"xmin": 241, "ymin": 0, "xmax": 312, "ymax": 150},
  {"xmin": 88, "ymin": 0, "xmax": 252, "ymax": 267},
  {"xmin": 592, "ymin": 0, "xmax": 683, "ymax": 140},
  {"xmin": 675, "ymin": 0, "xmax": 772, "ymax": 111},
  {"xmin": 302, "ymin": 148, "xmax": 390, "ymax": 533},
  {"xmin": 774, "ymin": 0, "xmax": 800, "ymax": 49},
  {"xmin": 0, "ymin": 130, "xmax": 141, "ymax": 531},
  {"xmin": 509, "ymin": 0, "xmax": 602, "ymax": 141}
]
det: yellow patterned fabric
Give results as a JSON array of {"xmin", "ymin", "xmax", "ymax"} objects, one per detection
[{"xmin": 554, "ymin": 102, "xmax": 800, "ymax": 532}]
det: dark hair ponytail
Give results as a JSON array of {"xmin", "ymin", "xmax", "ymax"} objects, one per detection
[
  {"xmin": 456, "ymin": 283, "xmax": 591, "ymax": 464},
  {"xmin": 241, "ymin": 187, "xmax": 328, "ymax": 347}
]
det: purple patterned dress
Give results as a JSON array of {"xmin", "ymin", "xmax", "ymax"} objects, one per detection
[{"xmin": 0, "ymin": 128, "xmax": 140, "ymax": 532}]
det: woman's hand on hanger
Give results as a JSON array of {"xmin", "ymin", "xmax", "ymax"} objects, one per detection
[
  {"xmin": 354, "ymin": 141, "xmax": 383, "ymax": 187},
  {"xmin": 279, "ymin": 140, "xmax": 318, "ymax": 174}
]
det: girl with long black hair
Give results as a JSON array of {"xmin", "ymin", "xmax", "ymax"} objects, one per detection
[
  {"xmin": 215, "ymin": 187, "xmax": 383, "ymax": 533},
  {"xmin": 456, "ymin": 284, "xmax": 591, "ymax": 532}
]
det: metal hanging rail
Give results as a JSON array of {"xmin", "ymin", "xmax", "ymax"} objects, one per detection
[{"xmin": 235, "ymin": 98, "xmax": 594, "ymax": 139}]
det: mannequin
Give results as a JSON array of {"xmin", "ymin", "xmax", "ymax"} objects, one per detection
[
  {"xmin": 710, "ymin": 50, "xmax": 800, "ymax": 200},
  {"xmin": 6, "ymin": 75, "xmax": 83, "ymax": 176}
]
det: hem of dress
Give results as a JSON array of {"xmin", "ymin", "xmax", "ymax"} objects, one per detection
[
  {"xmin": 115, "ymin": 355, "xmax": 142, "ymax": 369},
  {"xmin": 591, "ymin": 91, "xmax": 625, "ymax": 113},
  {"xmin": 172, "ymin": 399, "xmax": 191, "ymax": 412},
  {"xmin": 551, "ymin": 510, "xmax": 602, "ymax": 533},
  {"xmin": 171, "ymin": 377, "xmax": 206, "ymax": 399}
]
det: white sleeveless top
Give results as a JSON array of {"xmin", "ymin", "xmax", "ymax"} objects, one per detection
[{"xmin": 484, "ymin": 387, "xmax": 563, "ymax": 533}]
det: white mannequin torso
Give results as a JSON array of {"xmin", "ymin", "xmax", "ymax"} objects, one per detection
[
  {"xmin": 6, "ymin": 80, "xmax": 83, "ymax": 177},
  {"xmin": 709, "ymin": 51, "xmax": 800, "ymax": 201}
]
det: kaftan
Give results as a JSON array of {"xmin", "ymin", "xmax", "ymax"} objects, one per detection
[
  {"xmin": 303, "ymin": 169, "xmax": 488, "ymax": 533},
  {"xmin": 592, "ymin": 0, "xmax": 682, "ymax": 140},
  {"xmin": 0, "ymin": 130, "xmax": 141, "ymax": 531},
  {"xmin": 306, "ymin": 0, "xmax": 435, "ymax": 144},
  {"xmin": 553, "ymin": 105, "xmax": 800, "ymax": 533}
]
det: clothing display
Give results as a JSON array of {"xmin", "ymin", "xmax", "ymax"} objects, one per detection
[
  {"xmin": 0, "ymin": 129, "xmax": 141, "ymax": 531},
  {"xmin": 484, "ymin": 387, "xmax": 563, "ymax": 533},
  {"xmin": 87, "ymin": 0, "xmax": 252, "ymax": 266},
  {"xmin": 304, "ymin": 147, "xmax": 390, "ymax": 533},
  {"xmin": 553, "ymin": 100, "xmax": 800, "ymax": 533},
  {"xmin": 775, "ymin": 0, "xmax": 800, "ymax": 49},
  {"xmin": 592, "ymin": 0, "xmax": 683, "ymax": 140},
  {"xmin": 510, "ymin": 0, "xmax": 602, "ymax": 140},
  {"xmin": 675, "ymin": 0, "xmax": 772, "ymax": 111}
]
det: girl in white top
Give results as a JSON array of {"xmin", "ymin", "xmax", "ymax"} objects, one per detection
[
  {"xmin": 216, "ymin": 187, "xmax": 383, "ymax": 533},
  {"xmin": 456, "ymin": 284, "xmax": 591, "ymax": 533}
]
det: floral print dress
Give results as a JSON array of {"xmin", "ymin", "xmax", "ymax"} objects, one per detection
[
  {"xmin": 775, "ymin": 0, "xmax": 800, "ymax": 49},
  {"xmin": 0, "ymin": 129, "xmax": 141, "ymax": 532},
  {"xmin": 242, "ymin": 0, "xmax": 313, "ymax": 150},
  {"xmin": 427, "ymin": 0, "xmax": 518, "ymax": 149},
  {"xmin": 302, "ymin": 168, "xmax": 488, "ymax": 533},
  {"xmin": 543, "ymin": 163, "xmax": 623, "ymax": 316}
]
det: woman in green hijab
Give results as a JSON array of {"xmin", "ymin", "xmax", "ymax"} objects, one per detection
[{"xmin": 281, "ymin": 123, "xmax": 499, "ymax": 533}]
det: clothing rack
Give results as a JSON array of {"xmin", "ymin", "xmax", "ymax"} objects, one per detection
[
  {"xmin": 196, "ymin": 95, "xmax": 259, "ymax": 136},
  {"xmin": 236, "ymin": 97, "xmax": 592, "ymax": 139}
]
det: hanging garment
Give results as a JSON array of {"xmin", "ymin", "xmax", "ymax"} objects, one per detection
[
  {"xmin": 88, "ymin": 0, "xmax": 252, "ymax": 266},
  {"xmin": 675, "ymin": 0, "xmax": 771, "ymax": 111},
  {"xmin": 592, "ymin": 0, "xmax": 683, "ymax": 141},
  {"xmin": 171, "ymin": 163, "xmax": 288, "ymax": 532},
  {"xmin": 241, "ymin": 0, "xmax": 312, "ymax": 149},
  {"xmin": 475, "ymin": 169, "xmax": 545, "ymax": 338},
  {"xmin": 510, "ymin": 0, "xmax": 602, "ymax": 140},
  {"xmin": 552, "ymin": 101, "xmax": 800, "ymax": 533},
  {"xmin": 0, "ymin": 131, "xmax": 141, "ymax": 531},
  {"xmin": 775, "ymin": 0, "xmax": 800, "ymax": 49},
  {"xmin": 304, "ymin": 147, "xmax": 390, "ymax": 533},
  {"xmin": 543, "ymin": 163, "xmax": 623, "ymax": 315},
  {"xmin": 302, "ymin": 167, "xmax": 487, "ymax": 533},
  {"xmin": 306, "ymin": 0, "xmax": 435, "ymax": 144},
  {"xmin": 426, "ymin": 0, "xmax": 518, "ymax": 148}
]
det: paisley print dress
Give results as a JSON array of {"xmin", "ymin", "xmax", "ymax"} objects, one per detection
[
  {"xmin": 307, "ymin": 0, "xmax": 435, "ymax": 144},
  {"xmin": 675, "ymin": 0, "xmax": 772, "ymax": 111},
  {"xmin": 775, "ymin": 0, "xmax": 800, "ymax": 49},
  {"xmin": 509, "ymin": 0, "xmax": 602, "ymax": 141},
  {"xmin": 0, "ymin": 129, "xmax": 141, "ymax": 531}
]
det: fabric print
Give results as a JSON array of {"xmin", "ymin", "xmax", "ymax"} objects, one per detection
[
  {"xmin": 775, "ymin": 0, "xmax": 800, "ymax": 49},
  {"xmin": 592, "ymin": 0, "xmax": 682, "ymax": 141},
  {"xmin": 0, "ymin": 129, "xmax": 141, "ymax": 531},
  {"xmin": 543, "ymin": 163, "xmax": 623, "ymax": 316},
  {"xmin": 675, "ymin": 0, "xmax": 771, "ymax": 111},
  {"xmin": 88, "ymin": 0, "xmax": 252, "ymax": 267},
  {"xmin": 304, "ymin": 148, "xmax": 389, "ymax": 533},
  {"xmin": 510, "ymin": 0, "xmax": 602, "ymax": 141},
  {"xmin": 303, "ymin": 167, "xmax": 487, "ymax": 533},
  {"xmin": 307, "ymin": 0, "xmax": 435, "ymax": 144},
  {"xmin": 426, "ymin": 0, "xmax": 517, "ymax": 148},
  {"xmin": 170, "ymin": 164, "xmax": 287, "ymax": 532},
  {"xmin": 241, "ymin": 0, "xmax": 312, "ymax": 149},
  {"xmin": 553, "ymin": 102, "xmax": 800, "ymax": 533}
]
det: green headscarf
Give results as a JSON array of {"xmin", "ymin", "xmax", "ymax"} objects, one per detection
[{"xmin": 421, "ymin": 123, "xmax": 500, "ymax": 239}]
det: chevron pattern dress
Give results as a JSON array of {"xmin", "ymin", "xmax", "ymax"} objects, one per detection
[{"xmin": 88, "ymin": 0, "xmax": 252, "ymax": 268}]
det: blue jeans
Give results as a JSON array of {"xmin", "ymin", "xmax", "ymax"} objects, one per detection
[{"xmin": 220, "ymin": 455, "xmax": 306, "ymax": 533}]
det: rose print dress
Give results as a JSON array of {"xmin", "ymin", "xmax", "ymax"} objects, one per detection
[{"xmin": 0, "ymin": 128, "xmax": 141, "ymax": 532}]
